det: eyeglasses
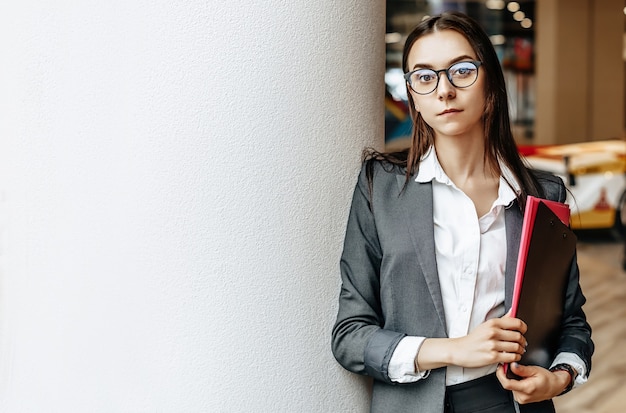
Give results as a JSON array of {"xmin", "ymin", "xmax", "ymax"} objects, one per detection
[{"xmin": 404, "ymin": 61, "xmax": 482, "ymax": 95}]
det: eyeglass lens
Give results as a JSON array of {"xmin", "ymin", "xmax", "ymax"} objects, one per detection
[{"xmin": 407, "ymin": 62, "xmax": 479, "ymax": 94}]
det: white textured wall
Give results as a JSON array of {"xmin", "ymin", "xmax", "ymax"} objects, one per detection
[{"xmin": 0, "ymin": 1, "xmax": 384, "ymax": 412}]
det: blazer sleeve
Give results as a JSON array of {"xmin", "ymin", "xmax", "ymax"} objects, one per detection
[
  {"xmin": 536, "ymin": 172, "xmax": 595, "ymax": 374},
  {"xmin": 331, "ymin": 163, "xmax": 406, "ymax": 384}
]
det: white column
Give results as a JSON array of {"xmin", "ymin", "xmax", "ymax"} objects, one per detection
[{"xmin": 0, "ymin": 1, "xmax": 384, "ymax": 411}]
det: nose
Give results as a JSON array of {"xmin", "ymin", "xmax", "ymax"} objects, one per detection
[{"xmin": 436, "ymin": 72, "xmax": 456, "ymax": 100}]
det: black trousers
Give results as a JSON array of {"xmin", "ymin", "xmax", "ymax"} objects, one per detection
[{"xmin": 444, "ymin": 374, "xmax": 556, "ymax": 413}]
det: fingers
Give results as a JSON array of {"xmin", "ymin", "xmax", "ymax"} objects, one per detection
[
  {"xmin": 497, "ymin": 363, "xmax": 527, "ymax": 391},
  {"xmin": 457, "ymin": 317, "xmax": 529, "ymax": 368},
  {"xmin": 498, "ymin": 363, "xmax": 541, "ymax": 389},
  {"xmin": 509, "ymin": 362, "xmax": 533, "ymax": 378},
  {"xmin": 493, "ymin": 315, "xmax": 528, "ymax": 334},
  {"xmin": 494, "ymin": 329, "xmax": 527, "ymax": 348},
  {"xmin": 492, "ymin": 351, "xmax": 523, "ymax": 365},
  {"xmin": 496, "ymin": 341, "xmax": 526, "ymax": 358},
  {"xmin": 495, "ymin": 363, "xmax": 509, "ymax": 382},
  {"xmin": 497, "ymin": 363, "xmax": 551, "ymax": 404},
  {"xmin": 480, "ymin": 331, "xmax": 525, "ymax": 355},
  {"xmin": 478, "ymin": 323, "xmax": 527, "ymax": 354}
]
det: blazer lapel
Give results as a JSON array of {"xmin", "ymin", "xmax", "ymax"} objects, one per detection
[
  {"xmin": 397, "ymin": 175, "xmax": 447, "ymax": 332},
  {"xmin": 504, "ymin": 202, "xmax": 523, "ymax": 311}
]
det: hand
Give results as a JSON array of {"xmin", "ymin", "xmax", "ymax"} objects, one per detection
[
  {"xmin": 448, "ymin": 314, "xmax": 528, "ymax": 368},
  {"xmin": 496, "ymin": 362, "xmax": 571, "ymax": 404},
  {"xmin": 418, "ymin": 313, "xmax": 528, "ymax": 370}
]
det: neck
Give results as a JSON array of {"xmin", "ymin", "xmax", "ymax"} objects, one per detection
[
  {"xmin": 433, "ymin": 133, "xmax": 495, "ymax": 184},
  {"xmin": 432, "ymin": 132, "xmax": 501, "ymax": 218}
]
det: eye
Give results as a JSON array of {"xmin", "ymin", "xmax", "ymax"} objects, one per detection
[
  {"xmin": 450, "ymin": 62, "xmax": 477, "ymax": 78},
  {"xmin": 414, "ymin": 70, "xmax": 436, "ymax": 83}
]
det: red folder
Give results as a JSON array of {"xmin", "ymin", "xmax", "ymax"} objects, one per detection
[{"xmin": 505, "ymin": 196, "xmax": 577, "ymax": 379}]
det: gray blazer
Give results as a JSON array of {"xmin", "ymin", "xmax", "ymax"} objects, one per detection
[{"xmin": 331, "ymin": 160, "xmax": 593, "ymax": 413}]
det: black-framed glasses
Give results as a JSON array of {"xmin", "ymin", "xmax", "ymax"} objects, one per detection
[{"xmin": 404, "ymin": 61, "xmax": 482, "ymax": 95}]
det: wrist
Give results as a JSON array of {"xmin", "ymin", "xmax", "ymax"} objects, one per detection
[
  {"xmin": 416, "ymin": 338, "xmax": 453, "ymax": 370},
  {"xmin": 444, "ymin": 337, "xmax": 459, "ymax": 366},
  {"xmin": 552, "ymin": 370, "xmax": 571, "ymax": 394},
  {"xmin": 412, "ymin": 337, "xmax": 431, "ymax": 378},
  {"xmin": 549, "ymin": 363, "xmax": 577, "ymax": 396}
]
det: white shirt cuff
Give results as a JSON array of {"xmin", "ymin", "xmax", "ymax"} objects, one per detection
[
  {"xmin": 388, "ymin": 336, "xmax": 430, "ymax": 383},
  {"xmin": 551, "ymin": 352, "xmax": 588, "ymax": 388}
]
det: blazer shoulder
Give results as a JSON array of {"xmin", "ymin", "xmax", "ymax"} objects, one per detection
[
  {"xmin": 358, "ymin": 157, "xmax": 406, "ymax": 188},
  {"xmin": 362, "ymin": 157, "xmax": 406, "ymax": 176},
  {"xmin": 531, "ymin": 169, "xmax": 567, "ymax": 202},
  {"xmin": 353, "ymin": 158, "xmax": 409, "ymax": 210}
]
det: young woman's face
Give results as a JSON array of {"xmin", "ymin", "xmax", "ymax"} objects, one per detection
[{"xmin": 405, "ymin": 29, "xmax": 486, "ymax": 140}]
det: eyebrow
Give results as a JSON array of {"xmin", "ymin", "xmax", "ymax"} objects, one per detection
[{"xmin": 411, "ymin": 55, "xmax": 476, "ymax": 70}]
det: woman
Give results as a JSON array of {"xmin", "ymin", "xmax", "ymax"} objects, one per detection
[{"xmin": 331, "ymin": 11, "xmax": 593, "ymax": 413}]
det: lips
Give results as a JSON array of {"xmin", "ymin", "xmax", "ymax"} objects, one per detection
[{"xmin": 438, "ymin": 108, "xmax": 462, "ymax": 115}]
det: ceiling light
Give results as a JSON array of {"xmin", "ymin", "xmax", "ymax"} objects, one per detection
[
  {"xmin": 521, "ymin": 18, "xmax": 532, "ymax": 29},
  {"xmin": 513, "ymin": 11, "xmax": 525, "ymax": 21},
  {"xmin": 486, "ymin": 0, "xmax": 505, "ymax": 10},
  {"xmin": 507, "ymin": 2, "xmax": 520, "ymax": 12}
]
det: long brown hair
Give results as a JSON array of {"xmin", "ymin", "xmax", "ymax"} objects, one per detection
[{"xmin": 371, "ymin": 11, "xmax": 542, "ymax": 208}]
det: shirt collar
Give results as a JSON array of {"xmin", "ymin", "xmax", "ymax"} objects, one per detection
[
  {"xmin": 415, "ymin": 146, "xmax": 449, "ymax": 185},
  {"xmin": 415, "ymin": 146, "xmax": 520, "ymax": 206},
  {"xmin": 498, "ymin": 160, "xmax": 520, "ymax": 207}
]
